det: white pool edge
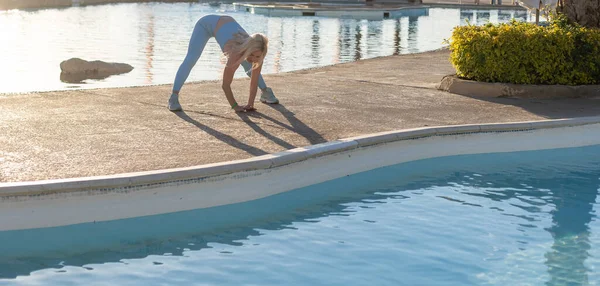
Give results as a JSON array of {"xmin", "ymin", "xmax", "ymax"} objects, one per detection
[
  {"xmin": 1, "ymin": 116, "xmax": 600, "ymax": 231},
  {"xmin": 2, "ymin": 116, "xmax": 600, "ymax": 197}
]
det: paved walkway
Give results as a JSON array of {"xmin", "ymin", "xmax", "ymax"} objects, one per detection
[{"xmin": 2, "ymin": 49, "xmax": 600, "ymax": 183}]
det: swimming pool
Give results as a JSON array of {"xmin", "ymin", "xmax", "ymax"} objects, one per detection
[
  {"xmin": 1, "ymin": 142, "xmax": 599, "ymax": 284},
  {"xmin": 1, "ymin": 121, "xmax": 600, "ymax": 284},
  {"xmin": 0, "ymin": 3, "xmax": 530, "ymax": 93}
]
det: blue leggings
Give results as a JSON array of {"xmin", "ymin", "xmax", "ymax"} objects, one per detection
[{"xmin": 172, "ymin": 15, "xmax": 267, "ymax": 93}]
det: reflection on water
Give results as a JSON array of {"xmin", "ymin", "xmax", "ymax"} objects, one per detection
[
  {"xmin": 0, "ymin": 145, "xmax": 599, "ymax": 285},
  {"xmin": 59, "ymin": 70, "xmax": 117, "ymax": 83},
  {"xmin": 144, "ymin": 12, "xmax": 155, "ymax": 84},
  {"xmin": 545, "ymin": 177, "xmax": 596, "ymax": 285},
  {"xmin": 0, "ymin": 3, "xmax": 531, "ymax": 93}
]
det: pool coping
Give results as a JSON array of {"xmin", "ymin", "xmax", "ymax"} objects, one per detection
[{"xmin": 2, "ymin": 116, "xmax": 600, "ymax": 198}]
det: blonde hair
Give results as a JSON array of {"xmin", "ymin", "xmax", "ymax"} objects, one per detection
[{"xmin": 223, "ymin": 32, "xmax": 268, "ymax": 69}]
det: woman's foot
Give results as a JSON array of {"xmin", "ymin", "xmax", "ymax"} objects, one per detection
[
  {"xmin": 260, "ymin": 87, "xmax": 279, "ymax": 104},
  {"xmin": 168, "ymin": 93, "xmax": 182, "ymax": 111}
]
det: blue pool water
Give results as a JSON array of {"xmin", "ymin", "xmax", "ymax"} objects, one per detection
[{"xmin": 1, "ymin": 144, "xmax": 599, "ymax": 285}]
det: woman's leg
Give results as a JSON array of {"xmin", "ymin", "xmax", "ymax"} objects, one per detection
[
  {"xmin": 240, "ymin": 61, "xmax": 279, "ymax": 104},
  {"xmin": 172, "ymin": 20, "xmax": 212, "ymax": 94},
  {"xmin": 169, "ymin": 19, "xmax": 212, "ymax": 111}
]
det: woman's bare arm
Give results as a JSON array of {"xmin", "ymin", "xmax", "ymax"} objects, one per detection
[{"xmin": 222, "ymin": 63, "xmax": 245, "ymax": 112}]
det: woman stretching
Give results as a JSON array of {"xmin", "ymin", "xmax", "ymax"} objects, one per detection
[{"xmin": 168, "ymin": 15, "xmax": 279, "ymax": 112}]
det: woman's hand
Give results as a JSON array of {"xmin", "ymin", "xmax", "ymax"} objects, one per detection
[
  {"xmin": 232, "ymin": 104, "xmax": 255, "ymax": 113},
  {"xmin": 243, "ymin": 104, "xmax": 257, "ymax": 112},
  {"xmin": 233, "ymin": 105, "xmax": 247, "ymax": 112}
]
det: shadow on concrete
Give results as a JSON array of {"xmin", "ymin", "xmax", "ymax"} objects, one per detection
[
  {"xmin": 175, "ymin": 111, "xmax": 268, "ymax": 156},
  {"xmin": 261, "ymin": 104, "xmax": 327, "ymax": 145},
  {"xmin": 435, "ymin": 75, "xmax": 600, "ymax": 119},
  {"xmin": 467, "ymin": 96, "xmax": 600, "ymax": 120},
  {"xmin": 235, "ymin": 112, "xmax": 297, "ymax": 150}
]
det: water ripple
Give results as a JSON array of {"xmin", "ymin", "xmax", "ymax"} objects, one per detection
[{"xmin": 1, "ymin": 146, "xmax": 599, "ymax": 285}]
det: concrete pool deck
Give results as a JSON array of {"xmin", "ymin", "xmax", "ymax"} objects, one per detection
[{"xmin": 1, "ymin": 48, "xmax": 600, "ymax": 184}]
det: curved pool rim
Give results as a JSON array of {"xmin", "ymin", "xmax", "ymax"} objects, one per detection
[{"xmin": 1, "ymin": 116, "xmax": 600, "ymax": 231}]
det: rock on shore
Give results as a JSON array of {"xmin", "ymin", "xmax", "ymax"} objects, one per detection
[
  {"xmin": 59, "ymin": 58, "xmax": 134, "ymax": 83},
  {"xmin": 60, "ymin": 58, "xmax": 133, "ymax": 75}
]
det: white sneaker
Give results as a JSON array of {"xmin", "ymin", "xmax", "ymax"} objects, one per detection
[
  {"xmin": 260, "ymin": 87, "xmax": 279, "ymax": 104},
  {"xmin": 168, "ymin": 94, "xmax": 182, "ymax": 111}
]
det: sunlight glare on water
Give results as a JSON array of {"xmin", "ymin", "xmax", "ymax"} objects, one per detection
[{"xmin": 0, "ymin": 3, "xmax": 531, "ymax": 93}]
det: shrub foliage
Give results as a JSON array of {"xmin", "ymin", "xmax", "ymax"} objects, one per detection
[{"xmin": 449, "ymin": 19, "xmax": 600, "ymax": 85}]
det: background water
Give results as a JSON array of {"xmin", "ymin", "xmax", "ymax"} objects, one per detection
[
  {"xmin": 0, "ymin": 3, "xmax": 531, "ymax": 93},
  {"xmin": 1, "ymin": 144, "xmax": 599, "ymax": 285}
]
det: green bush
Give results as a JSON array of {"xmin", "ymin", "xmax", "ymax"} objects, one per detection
[{"xmin": 449, "ymin": 19, "xmax": 600, "ymax": 85}]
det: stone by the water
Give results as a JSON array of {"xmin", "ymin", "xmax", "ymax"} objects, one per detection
[{"xmin": 60, "ymin": 58, "xmax": 133, "ymax": 75}]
